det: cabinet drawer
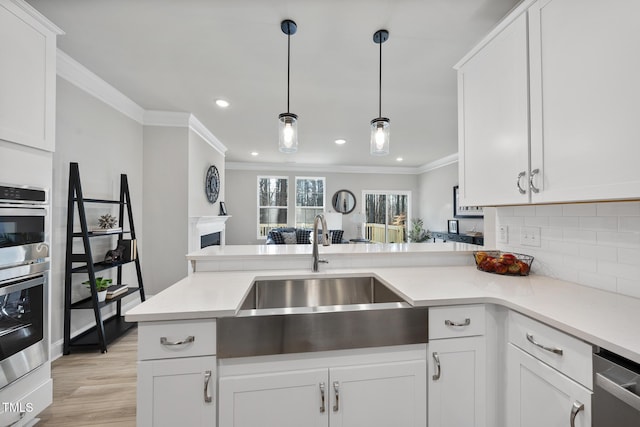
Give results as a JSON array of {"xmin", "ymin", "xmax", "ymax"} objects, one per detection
[
  {"xmin": 429, "ymin": 305, "xmax": 485, "ymax": 339},
  {"xmin": 139, "ymin": 319, "xmax": 216, "ymax": 361},
  {"xmin": 508, "ymin": 311, "xmax": 593, "ymax": 389}
]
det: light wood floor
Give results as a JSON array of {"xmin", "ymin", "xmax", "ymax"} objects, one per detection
[{"xmin": 38, "ymin": 329, "xmax": 137, "ymax": 426}]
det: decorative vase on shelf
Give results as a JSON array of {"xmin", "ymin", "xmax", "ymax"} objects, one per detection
[{"xmin": 97, "ymin": 290, "xmax": 107, "ymax": 302}]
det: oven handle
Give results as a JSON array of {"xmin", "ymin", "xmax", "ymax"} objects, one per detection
[
  {"xmin": 0, "ymin": 274, "xmax": 45, "ymax": 297},
  {"xmin": 596, "ymin": 372, "xmax": 640, "ymax": 412}
]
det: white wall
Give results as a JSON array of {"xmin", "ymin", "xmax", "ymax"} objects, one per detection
[
  {"xmin": 188, "ymin": 129, "xmax": 225, "ymax": 217},
  {"xmin": 496, "ymin": 201, "xmax": 640, "ymax": 298},
  {"xmin": 418, "ymin": 162, "xmax": 483, "ymax": 235},
  {"xmin": 52, "ymin": 77, "xmax": 143, "ymax": 348},
  {"xmin": 142, "ymin": 126, "xmax": 188, "ymax": 295},
  {"xmin": 225, "ymin": 168, "xmax": 419, "ymax": 245}
]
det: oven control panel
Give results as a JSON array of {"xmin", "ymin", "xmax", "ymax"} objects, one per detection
[{"xmin": 0, "ymin": 185, "xmax": 46, "ymax": 203}]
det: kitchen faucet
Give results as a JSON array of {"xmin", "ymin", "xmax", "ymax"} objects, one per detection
[{"xmin": 312, "ymin": 214, "xmax": 331, "ymax": 272}]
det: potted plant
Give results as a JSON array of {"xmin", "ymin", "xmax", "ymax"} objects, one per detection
[
  {"xmin": 83, "ymin": 277, "xmax": 112, "ymax": 302},
  {"xmin": 408, "ymin": 218, "xmax": 431, "ymax": 243}
]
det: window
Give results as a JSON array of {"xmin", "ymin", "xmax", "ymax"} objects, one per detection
[
  {"xmin": 257, "ymin": 176, "xmax": 288, "ymax": 238},
  {"xmin": 363, "ymin": 191, "xmax": 410, "ymax": 243},
  {"xmin": 295, "ymin": 177, "xmax": 325, "ymax": 229}
]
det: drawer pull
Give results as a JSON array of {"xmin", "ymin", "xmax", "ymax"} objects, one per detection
[
  {"xmin": 204, "ymin": 370, "xmax": 212, "ymax": 403},
  {"xmin": 319, "ymin": 382, "xmax": 326, "ymax": 413},
  {"xmin": 526, "ymin": 333, "xmax": 563, "ymax": 356},
  {"xmin": 445, "ymin": 318, "xmax": 471, "ymax": 327},
  {"xmin": 160, "ymin": 335, "xmax": 195, "ymax": 346},
  {"xmin": 569, "ymin": 401, "xmax": 583, "ymax": 427},
  {"xmin": 432, "ymin": 352, "xmax": 441, "ymax": 380}
]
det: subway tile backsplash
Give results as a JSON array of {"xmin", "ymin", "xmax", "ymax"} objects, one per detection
[{"xmin": 496, "ymin": 201, "xmax": 640, "ymax": 299}]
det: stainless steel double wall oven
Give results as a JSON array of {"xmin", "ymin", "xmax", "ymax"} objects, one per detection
[{"xmin": 0, "ymin": 184, "xmax": 49, "ymax": 390}]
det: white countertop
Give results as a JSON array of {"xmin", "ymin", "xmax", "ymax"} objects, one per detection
[
  {"xmin": 126, "ymin": 265, "xmax": 640, "ymax": 364},
  {"xmin": 185, "ymin": 242, "xmax": 480, "ymax": 260}
]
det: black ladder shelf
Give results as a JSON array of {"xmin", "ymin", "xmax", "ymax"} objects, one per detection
[{"xmin": 63, "ymin": 162, "xmax": 146, "ymax": 354}]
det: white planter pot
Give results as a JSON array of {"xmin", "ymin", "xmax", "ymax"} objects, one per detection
[{"xmin": 97, "ymin": 290, "xmax": 107, "ymax": 302}]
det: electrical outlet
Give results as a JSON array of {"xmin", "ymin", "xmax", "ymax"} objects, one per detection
[
  {"xmin": 520, "ymin": 226, "xmax": 541, "ymax": 247},
  {"xmin": 498, "ymin": 225, "xmax": 508, "ymax": 243}
]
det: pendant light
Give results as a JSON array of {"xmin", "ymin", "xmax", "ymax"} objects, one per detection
[
  {"xmin": 278, "ymin": 19, "xmax": 298, "ymax": 153},
  {"xmin": 370, "ymin": 29, "xmax": 390, "ymax": 156}
]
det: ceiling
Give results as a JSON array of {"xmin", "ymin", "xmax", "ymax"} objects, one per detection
[{"xmin": 27, "ymin": 0, "xmax": 520, "ymax": 169}]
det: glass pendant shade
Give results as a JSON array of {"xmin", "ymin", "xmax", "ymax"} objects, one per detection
[
  {"xmin": 370, "ymin": 117, "xmax": 390, "ymax": 156},
  {"xmin": 278, "ymin": 112, "xmax": 298, "ymax": 153}
]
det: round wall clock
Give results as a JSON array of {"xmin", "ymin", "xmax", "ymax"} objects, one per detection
[{"xmin": 205, "ymin": 165, "xmax": 220, "ymax": 204}]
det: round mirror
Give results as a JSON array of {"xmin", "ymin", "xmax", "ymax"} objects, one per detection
[{"xmin": 332, "ymin": 190, "xmax": 356, "ymax": 214}]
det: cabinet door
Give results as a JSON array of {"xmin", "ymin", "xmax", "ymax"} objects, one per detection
[
  {"xmin": 529, "ymin": 0, "xmax": 640, "ymax": 203},
  {"xmin": 429, "ymin": 337, "xmax": 486, "ymax": 427},
  {"xmin": 0, "ymin": 1, "xmax": 56, "ymax": 151},
  {"xmin": 138, "ymin": 356, "xmax": 216, "ymax": 427},
  {"xmin": 457, "ymin": 11, "xmax": 530, "ymax": 206},
  {"xmin": 218, "ymin": 368, "xmax": 328, "ymax": 427},
  {"xmin": 506, "ymin": 344, "xmax": 591, "ymax": 427},
  {"xmin": 329, "ymin": 360, "xmax": 426, "ymax": 427}
]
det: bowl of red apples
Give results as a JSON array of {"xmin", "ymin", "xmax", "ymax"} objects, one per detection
[{"xmin": 473, "ymin": 251, "xmax": 533, "ymax": 276}]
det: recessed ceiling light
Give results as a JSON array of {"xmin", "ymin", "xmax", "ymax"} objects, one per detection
[
  {"xmin": 215, "ymin": 99, "xmax": 230, "ymax": 108},
  {"xmin": 335, "ymin": 139, "xmax": 346, "ymax": 145},
  {"xmin": 250, "ymin": 151, "xmax": 259, "ymax": 156},
  {"xmin": 396, "ymin": 157, "xmax": 403, "ymax": 162}
]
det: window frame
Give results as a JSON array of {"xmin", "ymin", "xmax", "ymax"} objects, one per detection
[
  {"xmin": 256, "ymin": 175, "xmax": 289, "ymax": 239},
  {"xmin": 294, "ymin": 176, "xmax": 326, "ymax": 230}
]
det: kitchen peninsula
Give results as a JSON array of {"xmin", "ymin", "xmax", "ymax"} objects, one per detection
[{"xmin": 127, "ymin": 243, "xmax": 640, "ymax": 427}]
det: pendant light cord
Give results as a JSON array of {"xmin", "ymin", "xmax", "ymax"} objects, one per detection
[
  {"xmin": 287, "ymin": 24, "xmax": 291, "ymax": 114},
  {"xmin": 378, "ymin": 37, "xmax": 382, "ymax": 118}
]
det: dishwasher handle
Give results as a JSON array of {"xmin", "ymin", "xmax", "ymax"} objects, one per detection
[{"xmin": 596, "ymin": 372, "xmax": 640, "ymax": 412}]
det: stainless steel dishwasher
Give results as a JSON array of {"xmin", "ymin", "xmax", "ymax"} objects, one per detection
[{"xmin": 593, "ymin": 349, "xmax": 640, "ymax": 426}]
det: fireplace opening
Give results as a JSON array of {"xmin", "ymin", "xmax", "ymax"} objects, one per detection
[{"xmin": 201, "ymin": 231, "xmax": 221, "ymax": 249}]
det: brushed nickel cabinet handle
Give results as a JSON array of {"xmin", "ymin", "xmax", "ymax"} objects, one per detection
[
  {"xmin": 526, "ymin": 333, "xmax": 563, "ymax": 355},
  {"xmin": 160, "ymin": 335, "xmax": 195, "ymax": 346},
  {"xmin": 319, "ymin": 382, "xmax": 326, "ymax": 413},
  {"xmin": 570, "ymin": 401, "xmax": 584, "ymax": 427},
  {"xmin": 432, "ymin": 352, "xmax": 441, "ymax": 380},
  {"xmin": 333, "ymin": 381, "xmax": 340, "ymax": 412},
  {"xmin": 445, "ymin": 318, "xmax": 471, "ymax": 327},
  {"xmin": 204, "ymin": 370, "xmax": 212, "ymax": 403},
  {"xmin": 529, "ymin": 168, "xmax": 540, "ymax": 193},
  {"xmin": 517, "ymin": 171, "xmax": 527, "ymax": 194}
]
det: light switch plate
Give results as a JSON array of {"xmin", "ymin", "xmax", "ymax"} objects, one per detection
[
  {"xmin": 497, "ymin": 225, "xmax": 508, "ymax": 243},
  {"xmin": 520, "ymin": 226, "xmax": 541, "ymax": 247}
]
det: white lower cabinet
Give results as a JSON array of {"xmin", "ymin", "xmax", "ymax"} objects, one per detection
[
  {"xmin": 428, "ymin": 336, "xmax": 486, "ymax": 427},
  {"xmin": 218, "ymin": 359, "xmax": 426, "ymax": 427},
  {"xmin": 428, "ymin": 305, "xmax": 487, "ymax": 427},
  {"xmin": 138, "ymin": 356, "xmax": 216, "ymax": 427},
  {"xmin": 506, "ymin": 344, "xmax": 591, "ymax": 427}
]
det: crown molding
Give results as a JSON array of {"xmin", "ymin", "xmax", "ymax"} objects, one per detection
[
  {"xmin": 142, "ymin": 111, "xmax": 227, "ymax": 156},
  {"xmin": 9, "ymin": 0, "xmax": 64, "ymax": 35},
  {"xmin": 417, "ymin": 152, "xmax": 458, "ymax": 174},
  {"xmin": 56, "ymin": 51, "xmax": 227, "ymax": 156},
  {"xmin": 57, "ymin": 49, "xmax": 145, "ymax": 123},
  {"xmin": 188, "ymin": 115, "xmax": 227, "ymax": 156},
  {"xmin": 142, "ymin": 110, "xmax": 191, "ymax": 127},
  {"xmin": 225, "ymin": 162, "xmax": 420, "ymax": 175}
]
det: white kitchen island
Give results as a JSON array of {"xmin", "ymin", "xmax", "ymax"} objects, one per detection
[{"xmin": 127, "ymin": 244, "xmax": 640, "ymax": 427}]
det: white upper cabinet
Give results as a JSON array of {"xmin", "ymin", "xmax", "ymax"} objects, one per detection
[
  {"xmin": 0, "ymin": 0, "xmax": 62, "ymax": 152},
  {"xmin": 528, "ymin": 0, "xmax": 640, "ymax": 203},
  {"xmin": 456, "ymin": 11, "xmax": 530, "ymax": 206},
  {"xmin": 456, "ymin": 0, "xmax": 640, "ymax": 205}
]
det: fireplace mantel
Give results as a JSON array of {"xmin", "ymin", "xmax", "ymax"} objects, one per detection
[{"xmin": 188, "ymin": 215, "xmax": 231, "ymax": 252}]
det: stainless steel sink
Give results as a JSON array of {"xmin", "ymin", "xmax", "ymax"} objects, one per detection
[
  {"xmin": 217, "ymin": 275, "xmax": 429, "ymax": 358},
  {"xmin": 238, "ymin": 276, "xmax": 408, "ymax": 313}
]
